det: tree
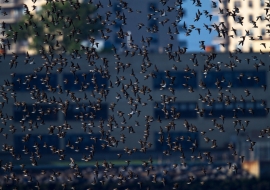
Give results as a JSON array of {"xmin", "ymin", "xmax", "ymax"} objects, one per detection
[{"xmin": 8, "ymin": 0, "xmax": 103, "ymax": 54}]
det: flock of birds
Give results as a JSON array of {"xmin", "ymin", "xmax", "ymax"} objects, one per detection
[{"xmin": 0, "ymin": 0, "xmax": 270, "ymax": 189}]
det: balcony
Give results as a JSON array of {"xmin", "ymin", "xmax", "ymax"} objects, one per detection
[{"xmin": 0, "ymin": 0, "xmax": 23, "ymax": 8}]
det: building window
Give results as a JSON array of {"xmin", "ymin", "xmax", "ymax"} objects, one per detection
[
  {"xmin": 236, "ymin": 30, "xmax": 242, "ymax": 36},
  {"xmin": 261, "ymin": 29, "xmax": 266, "ymax": 35},
  {"xmin": 151, "ymin": 34, "xmax": 158, "ymax": 44},
  {"xmin": 149, "ymin": 19, "xmax": 158, "ymax": 28},
  {"xmin": 153, "ymin": 71, "xmax": 196, "ymax": 90},
  {"xmin": 13, "ymin": 10, "xmax": 19, "ymax": 17},
  {"xmin": 249, "ymin": 15, "xmax": 253, "ymax": 21},
  {"xmin": 64, "ymin": 134, "xmax": 105, "ymax": 153},
  {"xmin": 203, "ymin": 101, "xmax": 267, "ymax": 118},
  {"xmin": 202, "ymin": 71, "xmax": 266, "ymax": 89},
  {"xmin": 113, "ymin": 3, "xmax": 121, "ymax": 13},
  {"xmin": 13, "ymin": 104, "xmax": 58, "ymax": 122},
  {"xmin": 261, "ymin": 0, "xmax": 265, "ymax": 7},
  {"xmin": 114, "ymin": 20, "xmax": 121, "ymax": 29},
  {"xmin": 235, "ymin": 15, "xmax": 242, "ymax": 21},
  {"xmin": 36, "ymin": 6, "xmax": 42, "ymax": 12},
  {"xmin": 247, "ymin": 102, "xmax": 255, "ymax": 110},
  {"xmin": 248, "ymin": 1, "xmax": 253, "ymax": 7},
  {"xmin": 154, "ymin": 132, "xmax": 199, "ymax": 151},
  {"xmin": 215, "ymin": 103, "xmax": 223, "ymax": 110},
  {"xmin": 249, "ymin": 29, "xmax": 254, "ymax": 36},
  {"xmin": 22, "ymin": 8, "xmax": 26, "ymax": 15},
  {"xmin": 148, "ymin": 2, "xmax": 157, "ymax": 13},
  {"xmin": 114, "ymin": 34, "xmax": 122, "ymax": 45},
  {"xmin": 154, "ymin": 102, "xmax": 198, "ymax": 119},
  {"xmin": 250, "ymin": 29, "xmax": 254, "ymax": 35},
  {"xmin": 65, "ymin": 103, "xmax": 108, "ymax": 121},
  {"xmin": 14, "ymin": 134, "xmax": 60, "ymax": 154},
  {"xmin": 12, "ymin": 74, "xmax": 57, "ymax": 92},
  {"xmin": 234, "ymin": 1, "xmax": 241, "ymax": 7},
  {"xmin": 63, "ymin": 73, "xmax": 107, "ymax": 91}
]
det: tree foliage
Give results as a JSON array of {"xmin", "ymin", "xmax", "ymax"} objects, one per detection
[{"xmin": 9, "ymin": 0, "xmax": 103, "ymax": 54}]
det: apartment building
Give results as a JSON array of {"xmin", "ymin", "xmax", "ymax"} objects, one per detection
[
  {"xmin": 0, "ymin": 0, "xmax": 24, "ymax": 53},
  {"xmin": 0, "ymin": 0, "xmax": 24, "ymax": 24},
  {"xmin": 213, "ymin": 0, "xmax": 268, "ymax": 52}
]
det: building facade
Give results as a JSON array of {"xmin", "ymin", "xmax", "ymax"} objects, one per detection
[
  {"xmin": 0, "ymin": 53, "xmax": 269, "ymax": 156},
  {"xmin": 0, "ymin": 0, "xmax": 24, "ymax": 53},
  {"xmin": 213, "ymin": 0, "xmax": 268, "ymax": 52}
]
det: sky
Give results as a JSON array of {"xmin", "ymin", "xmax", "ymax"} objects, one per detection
[{"xmin": 178, "ymin": 0, "xmax": 219, "ymax": 52}]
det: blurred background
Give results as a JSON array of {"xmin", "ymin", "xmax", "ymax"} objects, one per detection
[{"xmin": 0, "ymin": 0, "xmax": 270, "ymax": 189}]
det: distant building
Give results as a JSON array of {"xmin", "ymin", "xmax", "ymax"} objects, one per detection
[
  {"xmin": 0, "ymin": 0, "xmax": 23, "ymax": 24},
  {"xmin": 0, "ymin": 53, "xmax": 269, "ymax": 153},
  {"xmin": 213, "ymin": 0, "xmax": 268, "ymax": 52},
  {"xmin": 237, "ymin": 133, "xmax": 270, "ymax": 162},
  {"xmin": 2, "ymin": 0, "xmax": 182, "ymax": 54},
  {"xmin": 242, "ymin": 160, "xmax": 270, "ymax": 178},
  {"xmin": 95, "ymin": 0, "xmax": 221, "ymax": 53},
  {"xmin": 24, "ymin": 0, "xmax": 45, "ymax": 12},
  {"xmin": 0, "ymin": 0, "xmax": 24, "ymax": 53},
  {"xmin": 95, "ymin": 0, "xmax": 180, "ymax": 53},
  {"xmin": 0, "ymin": 0, "xmax": 48, "ymax": 54}
]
